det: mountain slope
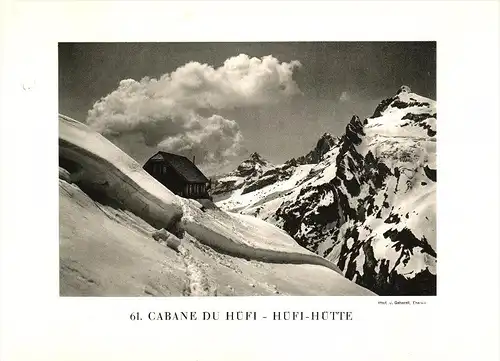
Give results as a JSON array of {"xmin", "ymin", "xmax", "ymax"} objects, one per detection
[
  {"xmin": 59, "ymin": 115, "xmax": 374, "ymax": 296},
  {"xmin": 210, "ymin": 152, "xmax": 275, "ymax": 202},
  {"xmin": 215, "ymin": 86, "xmax": 437, "ymax": 295},
  {"xmin": 214, "ymin": 132, "xmax": 342, "ymax": 220}
]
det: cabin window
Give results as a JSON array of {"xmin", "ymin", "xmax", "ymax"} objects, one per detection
[{"xmin": 163, "ymin": 165, "xmax": 167, "ymax": 174}]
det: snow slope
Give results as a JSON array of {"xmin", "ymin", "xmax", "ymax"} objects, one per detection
[
  {"xmin": 215, "ymin": 86, "xmax": 437, "ymax": 295},
  {"xmin": 215, "ymin": 133, "xmax": 342, "ymax": 220},
  {"xmin": 180, "ymin": 199, "xmax": 342, "ymax": 273},
  {"xmin": 59, "ymin": 115, "xmax": 374, "ymax": 296},
  {"xmin": 60, "ymin": 178, "xmax": 372, "ymax": 296},
  {"xmin": 59, "ymin": 114, "xmax": 183, "ymax": 230}
]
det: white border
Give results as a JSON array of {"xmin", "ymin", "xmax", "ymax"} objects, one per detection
[{"xmin": 1, "ymin": 1, "xmax": 499, "ymax": 360}]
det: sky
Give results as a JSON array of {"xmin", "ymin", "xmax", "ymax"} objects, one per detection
[{"xmin": 59, "ymin": 42, "xmax": 436, "ymax": 175}]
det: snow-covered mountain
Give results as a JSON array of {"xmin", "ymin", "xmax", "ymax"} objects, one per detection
[
  {"xmin": 59, "ymin": 114, "xmax": 374, "ymax": 296},
  {"xmin": 211, "ymin": 152, "xmax": 275, "ymax": 202},
  {"xmin": 215, "ymin": 86, "xmax": 437, "ymax": 295},
  {"xmin": 212, "ymin": 134, "xmax": 342, "ymax": 205}
]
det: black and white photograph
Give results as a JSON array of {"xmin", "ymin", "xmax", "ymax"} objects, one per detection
[
  {"xmin": 2, "ymin": 1, "xmax": 500, "ymax": 361},
  {"xmin": 59, "ymin": 42, "xmax": 437, "ymax": 297}
]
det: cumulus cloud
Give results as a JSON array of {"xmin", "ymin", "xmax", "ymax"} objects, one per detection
[
  {"xmin": 86, "ymin": 54, "xmax": 302, "ymax": 165},
  {"xmin": 339, "ymin": 91, "xmax": 350, "ymax": 102},
  {"xmin": 158, "ymin": 115, "xmax": 244, "ymax": 164}
]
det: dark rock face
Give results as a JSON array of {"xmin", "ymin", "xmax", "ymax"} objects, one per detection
[
  {"xmin": 276, "ymin": 182, "xmax": 340, "ymax": 251},
  {"xmin": 211, "ymin": 180, "xmax": 242, "ymax": 196},
  {"xmin": 424, "ymin": 165, "xmax": 437, "ymax": 182},
  {"xmin": 275, "ymin": 114, "xmax": 390, "ymax": 252},
  {"xmin": 372, "ymin": 97, "xmax": 395, "ymax": 118},
  {"xmin": 242, "ymin": 164, "xmax": 295, "ymax": 195},
  {"xmin": 211, "ymin": 152, "xmax": 271, "ymax": 197},
  {"xmin": 339, "ymin": 233, "xmax": 436, "ymax": 296},
  {"xmin": 295, "ymin": 133, "xmax": 339, "ymax": 165},
  {"xmin": 248, "ymin": 152, "xmax": 267, "ymax": 165},
  {"xmin": 344, "ymin": 115, "xmax": 365, "ymax": 146},
  {"xmin": 235, "ymin": 152, "xmax": 269, "ymax": 177},
  {"xmin": 401, "ymin": 112, "xmax": 437, "ymax": 137},
  {"xmin": 392, "ymin": 100, "xmax": 430, "ymax": 109},
  {"xmin": 275, "ymin": 116, "xmax": 366, "ymax": 251}
]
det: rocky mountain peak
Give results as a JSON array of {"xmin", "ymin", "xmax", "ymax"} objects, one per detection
[
  {"xmin": 294, "ymin": 132, "xmax": 340, "ymax": 165},
  {"xmin": 372, "ymin": 85, "xmax": 424, "ymax": 118},
  {"xmin": 320, "ymin": 132, "xmax": 333, "ymax": 139},
  {"xmin": 316, "ymin": 132, "xmax": 338, "ymax": 150},
  {"xmin": 397, "ymin": 85, "xmax": 412, "ymax": 94},
  {"xmin": 343, "ymin": 115, "xmax": 365, "ymax": 146},
  {"xmin": 249, "ymin": 152, "xmax": 266, "ymax": 163},
  {"xmin": 235, "ymin": 152, "xmax": 269, "ymax": 177}
]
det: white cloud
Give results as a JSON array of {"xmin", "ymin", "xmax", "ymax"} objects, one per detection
[
  {"xmin": 158, "ymin": 115, "xmax": 244, "ymax": 164},
  {"xmin": 339, "ymin": 91, "xmax": 350, "ymax": 102},
  {"xmin": 86, "ymin": 54, "xmax": 302, "ymax": 165}
]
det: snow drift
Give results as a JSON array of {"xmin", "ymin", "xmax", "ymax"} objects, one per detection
[
  {"xmin": 59, "ymin": 114, "xmax": 183, "ymax": 230},
  {"xmin": 180, "ymin": 199, "xmax": 342, "ymax": 273}
]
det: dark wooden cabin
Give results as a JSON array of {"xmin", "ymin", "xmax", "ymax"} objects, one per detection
[{"xmin": 143, "ymin": 151, "xmax": 211, "ymax": 199}]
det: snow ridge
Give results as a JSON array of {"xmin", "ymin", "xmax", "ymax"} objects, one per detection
[
  {"xmin": 179, "ymin": 199, "xmax": 343, "ymax": 274},
  {"xmin": 59, "ymin": 114, "xmax": 183, "ymax": 231}
]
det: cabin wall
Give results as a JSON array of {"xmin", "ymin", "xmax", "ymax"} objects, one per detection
[
  {"xmin": 144, "ymin": 160, "xmax": 210, "ymax": 199},
  {"xmin": 183, "ymin": 183, "xmax": 208, "ymax": 198},
  {"xmin": 145, "ymin": 161, "xmax": 185, "ymax": 195}
]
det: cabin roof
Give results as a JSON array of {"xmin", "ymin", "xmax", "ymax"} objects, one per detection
[{"xmin": 146, "ymin": 151, "xmax": 209, "ymax": 184}]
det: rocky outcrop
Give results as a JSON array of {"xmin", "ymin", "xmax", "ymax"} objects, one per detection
[
  {"xmin": 295, "ymin": 133, "xmax": 340, "ymax": 165},
  {"xmin": 210, "ymin": 152, "xmax": 273, "ymax": 200},
  {"xmin": 236, "ymin": 152, "xmax": 269, "ymax": 177}
]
